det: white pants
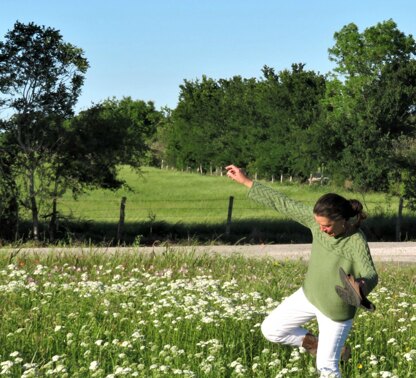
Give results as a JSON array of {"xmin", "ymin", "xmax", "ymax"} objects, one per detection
[{"xmin": 261, "ymin": 288, "xmax": 353, "ymax": 377}]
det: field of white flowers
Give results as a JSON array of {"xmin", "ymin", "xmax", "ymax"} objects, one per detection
[{"xmin": 0, "ymin": 249, "xmax": 414, "ymax": 377}]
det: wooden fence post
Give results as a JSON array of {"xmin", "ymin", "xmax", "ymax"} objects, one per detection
[
  {"xmin": 117, "ymin": 197, "xmax": 127, "ymax": 243},
  {"xmin": 226, "ymin": 196, "xmax": 234, "ymax": 236},
  {"xmin": 396, "ymin": 196, "xmax": 404, "ymax": 242}
]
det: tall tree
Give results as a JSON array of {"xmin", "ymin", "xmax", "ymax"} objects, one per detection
[
  {"xmin": 391, "ymin": 135, "xmax": 416, "ymax": 240},
  {"xmin": 276, "ymin": 64, "xmax": 326, "ymax": 179},
  {"xmin": 166, "ymin": 76, "xmax": 224, "ymax": 171},
  {"xmin": 0, "ymin": 21, "xmax": 88, "ymax": 240},
  {"xmin": 164, "ymin": 66, "xmax": 326, "ymax": 180},
  {"xmin": 372, "ymin": 60, "xmax": 416, "ymax": 239},
  {"xmin": 0, "ymin": 133, "xmax": 19, "ymax": 241},
  {"xmin": 248, "ymin": 66, "xmax": 293, "ymax": 178},
  {"xmin": 114, "ymin": 97, "xmax": 162, "ymax": 166},
  {"xmin": 328, "ymin": 20, "xmax": 415, "ymax": 78},
  {"xmin": 47, "ymin": 98, "xmax": 161, "ymax": 240},
  {"xmin": 322, "ymin": 19, "xmax": 416, "ymax": 190}
]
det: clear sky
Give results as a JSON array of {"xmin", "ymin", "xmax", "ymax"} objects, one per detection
[{"xmin": 1, "ymin": 0, "xmax": 415, "ymax": 113}]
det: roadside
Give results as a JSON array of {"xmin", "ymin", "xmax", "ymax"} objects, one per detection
[
  {"xmin": 198, "ymin": 242, "xmax": 416, "ymax": 263},
  {"xmin": 1, "ymin": 242, "xmax": 416, "ymax": 263}
]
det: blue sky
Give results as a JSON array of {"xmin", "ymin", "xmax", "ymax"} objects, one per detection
[{"xmin": 2, "ymin": 0, "xmax": 415, "ymax": 113}]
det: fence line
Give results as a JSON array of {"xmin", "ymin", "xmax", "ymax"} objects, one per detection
[
  {"xmin": 52, "ymin": 195, "xmax": 393, "ymax": 224},
  {"xmin": 54, "ymin": 196, "xmax": 301, "ymax": 227},
  {"xmin": 55, "ymin": 196, "xmax": 323, "ymax": 223},
  {"xmin": 59, "ymin": 198, "xmax": 247, "ymax": 202},
  {"xmin": 158, "ymin": 163, "xmax": 333, "ymax": 186}
]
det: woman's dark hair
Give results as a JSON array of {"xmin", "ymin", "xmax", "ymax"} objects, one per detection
[{"xmin": 313, "ymin": 193, "xmax": 367, "ymax": 228}]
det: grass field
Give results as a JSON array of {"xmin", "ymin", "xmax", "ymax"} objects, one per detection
[
  {"xmin": 16, "ymin": 166, "xmax": 415, "ymax": 245},
  {"xmin": 0, "ymin": 250, "xmax": 414, "ymax": 377},
  {"xmin": 56, "ymin": 167, "xmax": 400, "ymax": 224}
]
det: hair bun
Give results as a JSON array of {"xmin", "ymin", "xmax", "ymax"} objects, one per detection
[{"xmin": 349, "ymin": 199, "xmax": 367, "ymax": 220}]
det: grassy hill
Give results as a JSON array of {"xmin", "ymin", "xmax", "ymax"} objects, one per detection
[
  {"xmin": 32, "ymin": 166, "xmax": 413, "ymax": 246},
  {"xmin": 57, "ymin": 166, "xmax": 401, "ymax": 223}
]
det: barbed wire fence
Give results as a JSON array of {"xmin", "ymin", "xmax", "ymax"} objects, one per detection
[
  {"xmin": 160, "ymin": 161, "xmax": 330, "ymax": 185},
  {"xmin": 57, "ymin": 195, "xmax": 320, "ymax": 244}
]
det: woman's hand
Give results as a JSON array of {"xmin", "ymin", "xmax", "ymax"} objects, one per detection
[{"xmin": 225, "ymin": 165, "xmax": 253, "ymax": 188}]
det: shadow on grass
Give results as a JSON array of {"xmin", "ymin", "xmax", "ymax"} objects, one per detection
[{"xmin": 9, "ymin": 214, "xmax": 416, "ymax": 246}]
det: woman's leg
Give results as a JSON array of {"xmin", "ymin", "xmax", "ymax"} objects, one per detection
[
  {"xmin": 261, "ymin": 287, "xmax": 353, "ymax": 377},
  {"xmin": 315, "ymin": 311, "xmax": 353, "ymax": 378},
  {"xmin": 261, "ymin": 288, "xmax": 316, "ymax": 347}
]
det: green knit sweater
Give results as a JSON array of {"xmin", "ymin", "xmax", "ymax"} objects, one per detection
[{"xmin": 248, "ymin": 181, "xmax": 378, "ymax": 321}]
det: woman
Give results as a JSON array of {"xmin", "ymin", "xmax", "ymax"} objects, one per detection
[{"xmin": 225, "ymin": 165, "xmax": 378, "ymax": 378}]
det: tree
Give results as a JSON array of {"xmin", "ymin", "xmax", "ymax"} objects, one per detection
[
  {"xmin": 165, "ymin": 76, "xmax": 225, "ymax": 171},
  {"xmin": 322, "ymin": 20, "xmax": 416, "ymax": 191},
  {"xmin": 0, "ymin": 21, "xmax": 88, "ymax": 240},
  {"xmin": 113, "ymin": 97, "xmax": 162, "ymax": 166},
  {"xmin": 248, "ymin": 66, "xmax": 294, "ymax": 178},
  {"xmin": 274, "ymin": 64, "xmax": 326, "ymax": 179},
  {"xmin": 0, "ymin": 133, "xmax": 19, "ymax": 241},
  {"xmin": 328, "ymin": 19, "xmax": 415, "ymax": 78},
  {"xmin": 164, "ymin": 66, "xmax": 327, "ymax": 180},
  {"xmin": 244, "ymin": 64, "xmax": 326, "ymax": 180},
  {"xmin": 64, "ymin": 98, "xmax": 160, "ymax": 189},
  {"xmin": 165, "ymin": 74, "xmax": 272, "ymax": 174},
  {"xmin": 378, "ymin": 60, "xmax": 416, "ymax": 240},
  {"xmin": 46, "ymin": 98, "xmax": 161, "ymax": 240},
  {"xmin": 391, "ymin": 135, "xmax": 416, "ymax": 240}
]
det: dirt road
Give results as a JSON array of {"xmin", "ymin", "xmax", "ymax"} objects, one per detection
[
  {"xmin": 197, "ymin": 242, "xmax": 416, "ymax": 263},
  {"xmin": 2, "ymin": 242, "xmax": 416, "ymax": 263}
]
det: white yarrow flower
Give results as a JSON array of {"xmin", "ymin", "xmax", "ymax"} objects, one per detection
[{"xmin": 89, "ymin": 361, "xmax": 99, "ymax": 371}]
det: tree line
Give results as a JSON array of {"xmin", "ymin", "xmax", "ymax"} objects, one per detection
[{"xmin": 1, "ymin": 19, "xmax": 415, "ymax": 243}]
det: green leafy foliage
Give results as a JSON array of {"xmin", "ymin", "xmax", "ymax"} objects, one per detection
[
  {"xmin": 321, "ymin": 20, "xmax": 416, "ymax": 191},
  {"xmin": 62, "ymin": 97, "xmax": 162, "ymax": 193},
  {"xmin": 164, "ymin": 65, "xmax": 326, "ymax": 180},
  {"xmin": 0, "ymin": 21, "xmax": 89, "ymax": 240},
  {"xmin": 2, "ymin": 18, "xmax": 416, "ymax": 243},
  {"xmin": 0, "ymin": 23, "xmax": 161, "ymax": 241}
]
